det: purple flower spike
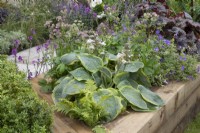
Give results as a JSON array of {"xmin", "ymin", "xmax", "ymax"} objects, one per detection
[
  {"xmin": 28, "ymin": 36, "xmax": 33, "ymax": 41},
  {"xmin": 32, "ymin": 60, "xmax": 36, "ymax": 65},
  {"xmin": 154, "ymin": 47, "xmax": 159, "ymax": 52},
  {"xmin": 12, "ymin": 48, "xmax": 17, "ymax": 56},
  {"xmin": 181, "ymin": 65, "xmax": 185, "ymax": 71},
  {"xmin": 93, "ymin": 13, "xmax": 97, "ymax": 18},
  {"xmin": 18, "ymin": 56, "xmax": 23, "ymax": 62},
  {"xmin": 156, "ymin": 29, "xmax": 160, "ymax": 35},
  {"xmin": 28, "ymin": 71, "xmax": 33, "ymax": 80},
  {"xmin": 14, "ymin": 39, "xmax": 21, "ymax": 47},
  {"xmin": 163, "ymin": 39, "xmax": 170, "ymax": 45},
  {"xmin": 36, "ymin": 46, "xmax": 41, "ymax": 53},
  {"xmin": 84, "ymin": 7, "xmax": 91, "ymax": 14}
]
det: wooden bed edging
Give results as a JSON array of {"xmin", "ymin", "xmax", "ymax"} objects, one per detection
[{"xmin": 31, "ymin": 75, "xmax": 200, "ymax": 133}]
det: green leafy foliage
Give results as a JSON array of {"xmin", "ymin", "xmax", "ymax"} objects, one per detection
[
  {"xmin": 0, "ymin": 29, "xmax": 28, "ymax": 54},
  {"xmin": 49, "ymin": 52, "xmax": 164, "ymax": 126},
  {"xmin": 0, "ymin": 55, "xmax": 53, "ymax": 132}
]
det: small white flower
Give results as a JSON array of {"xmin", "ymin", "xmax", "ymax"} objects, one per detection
[
  {"xmin": 117, "ymin": 53, "xmax": 126, "ymax": 59},
  {"xmin": 90, "ymin": 0, "xmax": 102, "ymax": 8},
  {"xmin": 89, "ymin": 45, "xmax": 95, "ymax": 50},
  {"xmin": 97, "ymin": 12, "xmax": 106, "ymax": 19},
  {"xmin": 86, "ymin": 39, "xmax": 95, "ymax": 44},
  {"xmin": 99, "ymin": 41, "xmax": 106, "ymax": 46}
]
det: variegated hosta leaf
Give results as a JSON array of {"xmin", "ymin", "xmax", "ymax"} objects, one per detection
[
  {"xmin": 138, "ymin": 85, "xmax": 164, "ymax": 106},
  {"xmin": 61, "ymin": 52, "xmax": 79, "ymax": 65},
  {"xmin": 92, "ymin": 72, "xmax": 102, "ymax": 87},
  {"xmin": 113, "ymin": 72, "xmax": 130, "ymax": 85},
  {"xmin": 117, "ymin": 79, "xmax": 138, "ymax": 89},
  {"xmin": 62, "ymin": 79, "xmax": 85, "ymax": 96},
  {"xmin": 119, "ymin": 86, "xmax": 148, "ymax": 110},
  {"xmin": 100, "ymin": 67, "xmax": 112, "ymax": 80},
  {"xmin": 92, "ymin": 89, "xmax": 124, "ymax": 122},
  {"xmin": 78, "ymin": 53, "xmax": 103, "ymax": 73},
  {"xmin": 70, "ymin": 67, "xmax": 92, "ymax": 81},
  {"xmin": 129, "ymin": 70, "xmax": 151, "ymax": 88},
  {"xmin": 123, "ymin": 61, "xmax": 144, "ymax": 72},
  {"xmin": 52, "ymin": 77, "xmax": 72, "ymax": 103},
  {"xmin": 99, "ymin": 95, "xmax": 124, "ymax": 122}
]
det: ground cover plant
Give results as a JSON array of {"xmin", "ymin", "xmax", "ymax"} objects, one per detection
[{"xmin": 0, "ymin": 55, "xmax": 53, "ymax": 132}]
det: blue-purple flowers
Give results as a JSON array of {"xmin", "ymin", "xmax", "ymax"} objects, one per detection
[
  {"xmin": 163, "ymin": 39, "xmax": 171, "ymax": 45},
  {"xmin": 12, "ymin": 48, "xmax": 17, "ymax": 56},
  {"xmin": 181, "ymin": 65, "xmax": 185, "ymax": 71},
  {"xmin": 154, "ymin": 47, "xmax": 159, "ymax": 52}
]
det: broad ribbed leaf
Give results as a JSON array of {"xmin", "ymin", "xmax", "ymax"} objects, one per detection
[
  {"xmin": 100, "ymin": 67, "xmax": 112, "ymax": 79},
  {"xmin": 70, "ymin": 67, "xmax": 92, "ymax": 81},
  {"xmin": 117, "ymin": 80, "xmax": 138, "ymax": 89},
  {"xmin": 119, "ymin": 86, "xmax": 148, "ymax": 110},
  {"xmin": 92, "ymin": 72, "xmax": 102, "ymax": 87},
  {"xmin": 92, "ymin": 89, "xmax": 112, "ymax": 103},
  {"xmin": 129, "ymin": 70, "xmax": 151, "ymax": 87},
  {"xmin": 52, "ymin": 77, "xmax": 72, "ymax": 103},
  {"xmin": 99, "ymin": 95, "xmax": 124, "ymax": 122},
  {"xmin": 61, "ymin": 53, "xmax": 78, "ymax": 65},
  {"xmin": 62, "ymin": 79, "xmax": 85, "ymax": 96},
  {"xmin": 78, "ymin": 54, "xmax": 103, "ymax": 73},
  {"xmin": 138, "ymin": 85, "xmax": 164, "ymax": 106},
  {"xmin": 92, "ymin": 89, "xmax": 124, "ymax": 121},
  {"xmin": 113, "ymin": 72, "xmax": 129, "ymax": 85},
  {"xmin": 124, "ymin": 61, "xmax": 144, "ymax": 72}
]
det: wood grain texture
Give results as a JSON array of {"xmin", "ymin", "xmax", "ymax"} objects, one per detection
[{"xmin": 30, "ymin": 75, "xmax": 200, "ymax": 133}]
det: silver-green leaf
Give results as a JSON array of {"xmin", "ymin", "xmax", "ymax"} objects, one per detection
[
  {"xmin": 61, "ymin": 53, "xmax": 79, "ymax": 65},
  {"xmin": 119, "ymin": 86, "xmax": 148, "ymax": 110},
  {"xmin": 138, "ymin": 85, "xmax": 164, "ymax": 106},
  {"xmin": 78, "ymin": 54, "xmax": 103, "ymax": 73},
  {"xmin": 70, "ymin": 67, "xmax": 92, "ymax": 81}
]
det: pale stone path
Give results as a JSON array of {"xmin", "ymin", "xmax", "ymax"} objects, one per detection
[{"xmin": 8, "ymin": 46, "xmax": 52, "ymax": 78}]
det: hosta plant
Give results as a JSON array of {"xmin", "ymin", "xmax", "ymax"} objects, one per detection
[{"xmin": 49, "ymin": 52, "xmax": 164, "ymax": 126}]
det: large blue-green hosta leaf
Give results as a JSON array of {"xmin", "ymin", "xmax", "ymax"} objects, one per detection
[
  {"xmin": 138, "ymin": 85, "xmax": 164, "ymax": 106},
  {"xmin": 117, "ymin": 80, "xmax": 138, "ymax": 89},
  {"xmin": 92, "ymin": 89, "xmax": 124, "ymax": 122},
  {"xmin": 62, "ymin": 79, "xmax": 85, "ymax": 96},
  {"xmin": 92, "ymin": 72, "xmax": 102, "ymax": 87},
  {"xmin": 124, "ymin": 61, "xmax": 144, "ymax": 72},
  {"xmin": 100, "ymin": 67, "xmax": 112, "ymax": 80},
  {"xmin": 78, "ymin": 54, "xmax": 103, "ymax": 73},
  {"xmin": 61, "ymin": 53, "xmax": 79, "ymax": 65},
  {"xmin": 70, "ymin": 67, "xmax": 92, "ymax": 81},
  {"xmin": 99, "ymin": 95, "xmax": 124, "ymax": 122},
  {"xmin": 52, "ymin": 77, "xmax": 72, "ymax": 103},
  {"xmin": 119, "ymin": 86, "xmax": 148, "ymax": 110},
  {"xmin": 113, "ymin": 72, "xmax": 130, "ymax": 85}
]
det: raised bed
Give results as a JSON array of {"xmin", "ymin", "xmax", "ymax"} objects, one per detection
[{"xmin": 31, "ymin": 75, "xmax": 200, "ymax": 133}]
